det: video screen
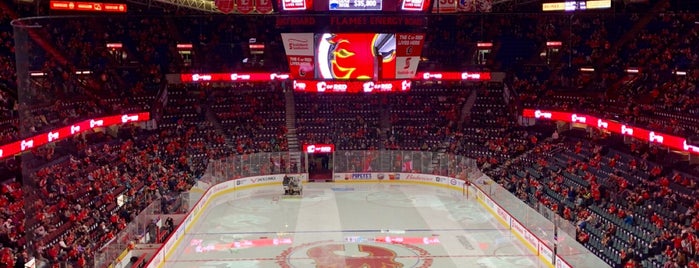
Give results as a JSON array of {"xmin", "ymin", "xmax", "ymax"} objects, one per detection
[
  {"xmin": 315, "ymin": 33, "xmax": 396, "ymax": 80},
  {"xmin": 329, "ymin": 0, "xmax": 383, "ymax": 10}
]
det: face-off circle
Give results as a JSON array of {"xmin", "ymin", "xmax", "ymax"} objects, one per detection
[{"xmin": 277, "ymin": 240, "xmax": 433, "ymax": 267}]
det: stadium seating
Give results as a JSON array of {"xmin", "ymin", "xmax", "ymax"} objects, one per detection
[{"xmin": 0, "ymin": 2, "xmax": 698, "ymax": 267}]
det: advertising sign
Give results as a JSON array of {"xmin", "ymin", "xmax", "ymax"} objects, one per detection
[
  {"xmin": 402, "ymin": 0, "xmax": 427, "ymax": 10},
  {"xmin": 0, "ymin": 112, "xmax": 149, "ymax": 160},
  {"xmin": 282, "ymin": 0, "xmax": 311, "ymax": 10},
  {"xmin": 522, "ymin": 109, "xmax": 699, "ymax": 155},
  {"xmin": 49, "ymin": 1, "xmax": 127, "ymax": 12},
  {"xmin": 394, "ymin": 33, "xmax": 425, "ymax": 79},
  {"xmin": 303, "ymin": 144, "xmax": 335, "ymax": 153},
  {"xmin": 293, "ymin": 80, "xmax": 411, "ymax": 93},
  {"xmin": 281, "ymin": 33, "xmax": 315, "ymax": 78}
]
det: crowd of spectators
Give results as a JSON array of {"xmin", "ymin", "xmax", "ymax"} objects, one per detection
[
  {"xmin": 513, "ymin": 7, "xmax": 699, "ymax": 138},
  {"xmin": 490, "ymin": 128, "xmax": 699, "ymax": 267},
  {"xmin": 0, "ymin": 2, "xmax": 697, "ymax": 267},
  {"xmin": 296, "ymin": 93, "xmax": 384, "ymax": 150}
]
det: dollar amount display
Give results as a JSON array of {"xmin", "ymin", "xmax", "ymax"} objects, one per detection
[{"xmin": 329, "ymin": 0, "xmax": 382, "ymax": 10}]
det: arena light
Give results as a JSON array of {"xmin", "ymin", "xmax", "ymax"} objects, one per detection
[
  {"xmin": 176, "ymin": 44, "xmax": 193, "ymax": 49},
  {"xmin": 106, "ymin": 43, "xmax": 123, "ymax": 49},
  {"xmin": 477, "ymin": 42, "xmax": 493, "ymax": 48},
  {"xmin": 579, "ymin": 67, "xmax": 595, "ymax": 72},
  {"xmin": 626, "ymin": 68, "xmax": 639, "ymax": 74},
  {"xmin": 303, "ymin": 144, "xmax": 335, "ymax": 154},
  {"xmin": 674, "ymin": 71, "xmax": 687, "ymax": 76},
  {"xmin": 546, "ymin": 41, "xmax": 562, "ymax": 47}
]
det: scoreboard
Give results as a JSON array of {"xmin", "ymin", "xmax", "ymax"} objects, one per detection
[
  {"xmin": 329, "ymin": 0, "xmax": 382, "ymax": 11},
  {"xmin": 281, "ymin": 0, "xmax": 429, "ymax": 12}
]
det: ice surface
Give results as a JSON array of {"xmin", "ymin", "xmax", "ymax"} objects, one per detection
[{"xmin": 164, "ymin": 183, "xmax": 548, "ymax": 268}]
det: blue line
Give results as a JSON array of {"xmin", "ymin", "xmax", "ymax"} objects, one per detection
[{"xmin": 187, "ymin": 227, "xmax": 507, "ymax": 235}]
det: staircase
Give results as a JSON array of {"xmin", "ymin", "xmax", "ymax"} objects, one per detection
[
  {"xmin": 458, "ymin": 90, "xmax": 479, "ymax": 129},
  {"xmin": 203, "ymin": 103, "xmax": 236, "ymax": 150},
  {"xmin": 284, "ymin": 88, "xmax": 303, "ymax": 173},
  {"xmin": 378, "ymin": 96, "xmax": 391, "ymax": 150}
]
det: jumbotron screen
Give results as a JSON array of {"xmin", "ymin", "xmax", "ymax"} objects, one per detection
[{"xmin": 281, "ymin": 33, "xmax": 425, "ymax": 80}]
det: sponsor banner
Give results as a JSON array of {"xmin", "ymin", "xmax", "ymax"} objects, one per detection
[
  {"xmin": 350, "ymin": 173, "xmax": 373, "ymax": 180},
  {"xmin": 395, "ymin": 34, "xmax": 424, "ymax": 79},
  {"xmin": 511, "ymin": 219, "xmax": 526, "ymax": 238},
  {"xmin": 495, "ymin": 204, "xmax": 511, "ymax": 226},
  {"xmin": 282, "ymin": 33, "xmax": 315, "ymax": 78},
  {"xmin": 180, "ymin": 72, "xmax": 289, "ymax": 83},
  {"xmin": 434, "ymin": 176, "xmax": 451, "ymax": 186},
  {"xmin": 235, "ymin": 178, "xmax": 250, "ymax": 187},
  {"xmin": 524, "ymin": 229, "xmax": 540, "ymax": 251},
  {"xmin": 433, "ymin": 0, "xmax": 457, "ymax": 12},
  {"xmin": 293, "ymin": 80, "xmax": 411, "ymax": 93},
  {"xmin": 235, "ymin": 0, "xmax": 254, "ymax": 13},
  {"xmin": 335, "ymin": 173, "xmax": 376, "ymax": 180},
  {"xmin": 483, "ymin": 194, "xmax": 495, "ymax": 211},
  {"xmin": 282, "ymin": 33, "xmax": 315, "ymax": 56},
  {"xmin": 0, "ymin": 112, "xmax": 149, "ymax": 160},
  {"xmin": 539, "ymin": 243, "xmax": 554, "ymax": 264},
  {"xmin": 556, "ymin": 256, "xmax": 572, "ymax": 268},
  {"xmin": 249, "ymin": 176, "xmax": 280, "ymax": 184},
  {"xmin": 173, "ymin": 71, "xmax": 490, "ymax": 83},
  {"xmin": 417, "ymin": 71, "xmax": 492, "ymax": 81},
  {"xmin": 50, "ymin": 1, "xmax": 127, "ymax": 12},
  {"xmin": 402, "ymin": 0, "xmax": 428, "ymax": 10},
  {"xmin": 255, "ymin": 0, "xmax": 274, "ymax": 13},
  {"xmin": 522, "ymin": 109, "xmax": 699, "ymax": 155},
  {"xmin": 395, "ymin": 57, "xmax": 421, "ymax": 79},
  {"xmin": 395, "ymin": 34, "xmax": 425, "ymax": 56},
  {"xmin": 281, "ymin": 0, "xmax": 311, "ymax": 10},
  {"xmin": 404, "ymin": 174, "xmax": 435, "ymax": 182},
  {"xmin": 303, "ymin": 144, "xmax": 335, "ymax": 153}
]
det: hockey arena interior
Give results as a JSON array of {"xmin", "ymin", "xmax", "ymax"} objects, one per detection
[{"xmin": 1, "ymin": 0, "xmax": 699, "ymax": 267}]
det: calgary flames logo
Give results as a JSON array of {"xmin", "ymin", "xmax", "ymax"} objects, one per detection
[
  {"xmin": 277, "ymin": 240, "xmax": 433, "ymax": 268},
  {"xmin": 317, "ymin": 33, "xmax": 395, "ymax": 80},
  {"xmin": 307, "ymin": 244, "xmax": 402, "ymax": 268}
]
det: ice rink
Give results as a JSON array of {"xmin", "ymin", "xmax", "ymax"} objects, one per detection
[{"xmin": 164, "ymin": 182, "xmax": 549, "ymax": 268}]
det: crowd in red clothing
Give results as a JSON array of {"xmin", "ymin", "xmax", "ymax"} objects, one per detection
[
  {"xmin": 494, "ymin": 127, "xmax": 699, "ymax": 267},
  {"xmin": 0, "ymin": 2, "xmax": 697, "ymax": 268}
]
